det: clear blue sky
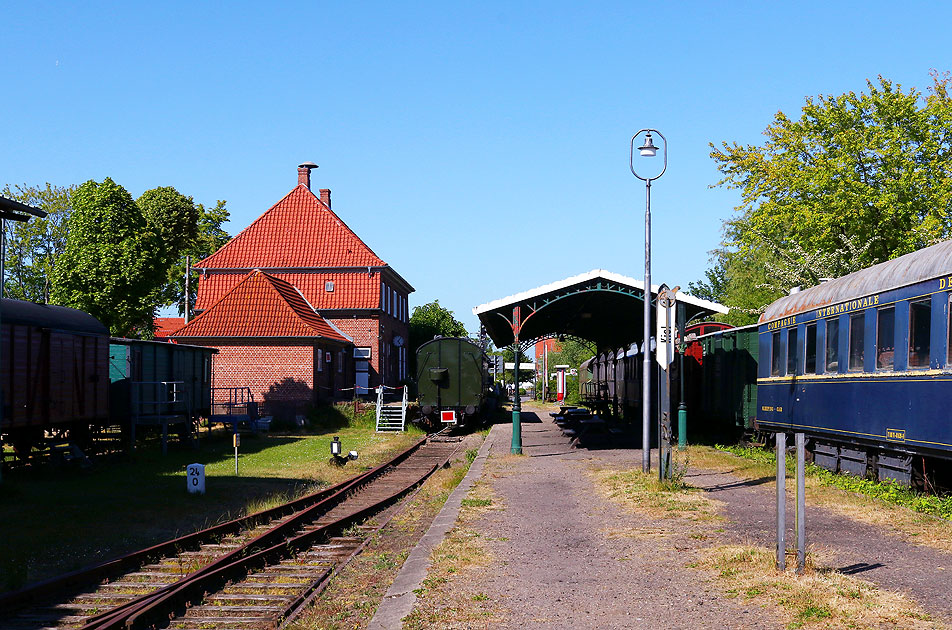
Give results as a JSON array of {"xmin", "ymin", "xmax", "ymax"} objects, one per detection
[{"xmin": 2, "ymin": 2, "xmax": 948, "ymax": 333}]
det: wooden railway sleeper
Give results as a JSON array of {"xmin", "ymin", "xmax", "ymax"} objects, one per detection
[{"xmin": 82, "ymin": 452, "xmax": 450, "ymax": 630}]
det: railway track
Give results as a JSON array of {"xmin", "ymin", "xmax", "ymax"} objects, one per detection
[{"xmin": 0, "ymin": 435, "xmax": 463, "ymax": 630}]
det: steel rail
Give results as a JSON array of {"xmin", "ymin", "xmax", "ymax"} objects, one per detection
[
  {"xmin": 0, "ymin": 436, "xmax": 427, "ymax": 622},
  {"xmin": 80, "ymin": 439, "xmax": 455, "ymax": 630}
]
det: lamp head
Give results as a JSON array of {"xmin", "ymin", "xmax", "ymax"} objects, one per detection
[
  {"xmin": 331, "ymin": 436, "xmax": 342, "ymax": 456},
  {"xmin": 638, "ymin": 132, "xmax": 658, "ymax": 157}
]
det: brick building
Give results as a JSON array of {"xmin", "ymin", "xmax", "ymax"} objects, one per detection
[{"xmin": 171, "ymin": 163, "xmax": 413, "ymax": 412}]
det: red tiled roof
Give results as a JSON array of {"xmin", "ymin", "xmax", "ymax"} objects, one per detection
[
  {"xmin": 195, "ymin": 271, "xmax": 380, "ymax": 311},
  {"xmin": 196, "ymin": 185, "xmax": 386, "ymax": 269},
  {"xmin": 153, "ymin": 317, "xmax": 185, "ymax": 338},
  {"xmin": 171, "ymin": 270, "xmax": 350, "ymax": 341}
]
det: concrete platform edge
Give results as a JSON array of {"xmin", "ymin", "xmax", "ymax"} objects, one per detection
[{"xmin": 367, "ymin": 425, "xmax": 499, "ymax": 630}]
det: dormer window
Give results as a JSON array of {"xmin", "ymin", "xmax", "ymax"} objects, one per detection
[{"xmin": 325, "ymin": 281, "xmax": 334, "ymax": 292}]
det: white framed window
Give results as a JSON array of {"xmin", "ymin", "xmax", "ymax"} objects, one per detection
[
  {"xmin": 325, "ymin": 280, "xmax": 334, "ymax": 292},
  {"xmin": 354, "ymin": 347, "xmax": 372, "ymax": 359},
  {"xmin": 317, "ymin": 349, "xmax": 324, "ymax": 372}
]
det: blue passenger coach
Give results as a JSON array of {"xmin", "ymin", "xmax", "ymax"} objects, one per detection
[{"xmin": 756, "ymin": 240, "xmax": 952, "ymax": 486}]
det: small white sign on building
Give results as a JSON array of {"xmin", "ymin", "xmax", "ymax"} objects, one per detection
[{"xmin": 186, "ymin": 463, "xmax": 206, "ymax": 495}]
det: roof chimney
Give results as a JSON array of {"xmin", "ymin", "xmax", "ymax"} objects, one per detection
[
  {"xmin": 297, "ymin": 162, "xmax": 318, "ymax": 189},
  {"xmin": 319, "ymin": 188, "xmax": 331, "ymax": 209}
]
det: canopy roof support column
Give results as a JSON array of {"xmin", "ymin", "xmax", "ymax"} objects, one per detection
[{"xmin": 497, "ymin": 305, "xmax": 537, "ymax": 455}]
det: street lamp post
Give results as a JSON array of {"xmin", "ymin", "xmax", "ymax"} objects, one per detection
[{"xmin": 630, "ymin": 129, "xmax": 667, "ymax": 474}]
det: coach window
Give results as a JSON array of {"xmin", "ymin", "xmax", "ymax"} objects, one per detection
[
  {"xmin": 848, "ymin": 313, "xmax": 865, "ymax": 371},
  {"xmin": 771, "ymin": 331, "xmax": 782, "ymax": 376},
  {"xmin": 805, "ymin": 323, "xmax": 817, "ymax": 374},
  {"xmin": 787, "ymin": 327, "xmax": 798, "ymax": 375},
  {"xmin": 948, "ymin": 295, "xmax": 952, "ymax": 366},
  {"xmin": 825, "ymin": 318, "xmax": 839, "ymax": 372},
  {"xmin": 876, "ymin": 306, "xmax": 895, "ymax": 370},
  {"xmin": 909, "ymin": 299, "xmax": 931, "ymax": 368}
]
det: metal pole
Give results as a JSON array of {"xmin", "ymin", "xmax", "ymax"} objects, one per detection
[
  {"xmin": 776, "ymin": 432, "xmax": 787, "ymax": 571},
  {"xmin": 184, "ymin": 254, "xmax": 191, "ymax": 324},
  {"xmin": 511, "ymin": 339, "xmax": 522, "ymax": 454},
  {"xmin": 677, "ymin": 302, "xmax": 687, "ymax": 450},
  {"xmin": 0, "ymin": 217, "xmax": 4, "ymax": 484},
  {"xmin": 796, "ymin": 432, "xmax": 806, "ymax": 573},
  {"xmin": 642, "ymin": 178, "xmax": 652, "ymax": 473}
]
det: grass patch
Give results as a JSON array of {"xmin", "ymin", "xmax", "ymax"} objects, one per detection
[
  {"xmin": 590, "ymin": 464, "xmax": 721, "ymax": 522},
  {"xmin": 701, "ymin": 444, "xmax": 952, "ymax": 553},
  {"xmin": 716, "ymin": 443, "xmax": 952, "ymax": 520},
  {"xmin": 0, "ymin": 425, "xmax": 423, "ymax": 591},
  {"xmin": 401, "ymin": 480, "xmax": 502, "ymax": 629},
  {"xmin": 700, "ymin": 544, "xmax": 940, "ymax": 629}
]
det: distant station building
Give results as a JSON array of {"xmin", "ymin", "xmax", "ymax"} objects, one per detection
[
  {"xmin": 153, "ymin": 317, "xmax": 184, "ymax": 341},
  {"xmin": 170, "ymin": 163, "xmax": 413, "ymax": 415}
]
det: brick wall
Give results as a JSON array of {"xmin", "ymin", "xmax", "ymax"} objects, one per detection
[
  {"xmin": 326, "ymin": 314, "xmax": 409, "ymax": 387},
  {"xmin": 187, "ymin": 339, "xmax": 349, "ymax": 419}
]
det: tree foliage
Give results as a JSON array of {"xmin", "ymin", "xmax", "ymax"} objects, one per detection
[
  {"xmin": 158, "ymin": 199, "xmax": 230, "ymax": 315},
  {"xmin": 1, "ymin": 183, "xmax": 74, "ymax": 302},
  {"xmin": 700, "ymin": 72, "xmax": 952, "ymax": 323},
  {"xmin": 409, "ymin": 299, "xmax": 469, "ymax": 350},
  {"xmin": 408, "ymin": 299, "xmax": 470, "ymax": 382},
  {"xmin": 50, "ymin": 178, "xmax": 166, "ymax": 337}
]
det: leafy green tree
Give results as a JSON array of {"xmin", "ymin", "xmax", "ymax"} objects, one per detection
[
  {"xmin": 50, "ymin": 178, "xmax": 165, "ymax": 337},
  {"xmin": 704, "ymin": 72, "xmax": 952, "ymax": 320},
  {"xmin": 408, "ymin": 300, "xmax": 469, "ymax": 379},
  {"xmin": 409, "ymin": 300, "xmax": 469, "ymax": 349},
  {"xmin": 1, "ymin": 183, "xmax": 74, "ymax": 302},
  {"xmin": 157, "ymin": 199, "xmax": 230, "ymax": 315},
  {"xmin": 137, "ymin": 187, "xmax": 199, "ymax": 264}
]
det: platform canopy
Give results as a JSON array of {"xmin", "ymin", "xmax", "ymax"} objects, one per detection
[
  {"xmin": 473, "ymin": 269, "xmax": 728, "ymax": 350},
  {"xmin": 0, "ymin": 195, "xmax": 47, "ymax": 222}
]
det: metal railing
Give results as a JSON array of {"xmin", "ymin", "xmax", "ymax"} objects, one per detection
[{"xmin": 375, "ymin": 385, "xmax": 408, "ymax": 432}]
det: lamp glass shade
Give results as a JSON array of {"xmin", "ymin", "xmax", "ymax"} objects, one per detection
[
  {"xmin": 331, "ymin": 438, "xmax": 342, "ymax": 455},
  {"xmin": 639, "ymin": 133, "xmax": 658, "ymax": 157}
]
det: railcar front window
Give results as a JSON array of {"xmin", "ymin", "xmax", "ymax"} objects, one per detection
[
  {"xmin": 849, "ymin": 313, "xmax": 865, "ymax": 372},
  {"xmin": 787, "ymin": 327, "xmax": 798, "ymax": 375},
  {"xmin": 826, "ymin": 318, "xmax": 839, "ymax": 372},
  {"xmin": 877, "ymin": 306, "xmax": 895, "ymax": 370},
  {"xmin": 909, "ymin": 299, "xmax": 931, "ymax": 368},
  {"xmin": 771, "ymin": 332, "xmax": 781, "ymax": 376},
  {"xmin": 805, "ymin": 323, "xmax": 817, "ymax": 374}
]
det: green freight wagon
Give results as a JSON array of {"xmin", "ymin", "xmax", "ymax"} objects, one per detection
[
  {"xmin": 693, "ymin": 324, "xmax": 758, "ymax": 435},
  {"xmin": 109, "ymin": 339, "xmax": 217, "ymax": 451},
  {"xmin": 416, "ymin": 337, "xmax": 488, "ymax": 423}
]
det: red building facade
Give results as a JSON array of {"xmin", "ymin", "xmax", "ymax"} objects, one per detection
[{"xmin": 170, "ymin": 164, "xmax": 413, "ymax": 413}]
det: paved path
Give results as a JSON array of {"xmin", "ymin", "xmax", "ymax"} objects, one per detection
[
  {"xmin": 460, "ymin": 413, "xmax": 779, "ymax": 629},
  {"xmin": 687, "ymin": 467, "xmax": 952, "ymax": 621},
  {"xmin": 380, "ymin": 409, "xmax": 952, "ymax": 628}
]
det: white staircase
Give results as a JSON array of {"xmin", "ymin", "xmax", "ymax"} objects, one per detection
[{"xmin": 375, "ymin": 385, "xmax": 408, "ymax": 432}]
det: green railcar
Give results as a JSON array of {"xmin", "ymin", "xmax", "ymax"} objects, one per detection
[
  {"xmin": 109, "ymin": 339, "xmax": 216, "ymax": 424},
  {"xmin": 692, "ymin": 324, "xmax": 758, "ymax": 434},
  {"xmin": 416, "ymin": 337, "xmax": 488, "ymax": 421}
]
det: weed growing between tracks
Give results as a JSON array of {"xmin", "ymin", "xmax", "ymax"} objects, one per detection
[{"xmin": 288, "ymin": 435, "xmax": 489, "ymax": 630}]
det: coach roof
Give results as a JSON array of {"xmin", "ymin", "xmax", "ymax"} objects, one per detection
[{"xmin": 760, "ymin": 239, "xmax": 952, "ymax": 324}]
